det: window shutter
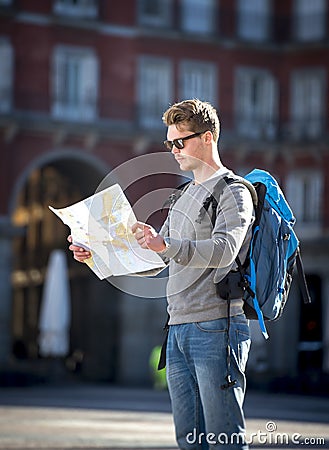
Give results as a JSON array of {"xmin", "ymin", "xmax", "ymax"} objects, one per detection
[
  {"xmin": 309, "ymin": 173, "xmax": 323, "ymax": 222},
  {"xmin": 286, "ymin": 174, "xmax": 303, "ymax": 221},
  {"xmin": 80, "ymin": 53, "xmax": 98, "ymax": 120},
  {"xmin": 0, "ymin": 42, "xmax": 13, "ymax": 112},
  {"xmin": 308, "ymin": 75, "xmax": 322, "ymax": 137},
  {"xmin": 236, "ymin": 71, "xmax": 251, "ymax": 134},
  {"xmin": 291, "ymin": 74, "xmax": 305, "ymax": 137},
  {"xmin": 52, "ymin": 48, "xmax": 66, "ymax": 116},
  {"xmin": 261, "ymin": 75, "xmax": 277, "ymax": 138}
]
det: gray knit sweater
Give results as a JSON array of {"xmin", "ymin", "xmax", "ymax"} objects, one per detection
[{"xmin": 158, "ymin": 169, "xmax": 255, "ymax": 325}]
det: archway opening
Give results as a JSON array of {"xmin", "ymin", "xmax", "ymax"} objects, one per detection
[{"xmin": 10, "ymin": 156, "xmax": 121, "ymax": 384}]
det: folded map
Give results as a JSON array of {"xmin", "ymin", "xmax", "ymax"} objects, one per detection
[{"xmin": 49, "ymin": 184, "xmax": 165, "ymax": 279}]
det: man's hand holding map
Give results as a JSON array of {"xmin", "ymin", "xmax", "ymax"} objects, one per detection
[{"xmin": 49, "ymin": 184, "xmax": 165, "ymax": 279}]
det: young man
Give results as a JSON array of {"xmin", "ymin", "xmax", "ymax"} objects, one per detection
[
  {"xmin": 69, "ymin": 99, "xmax": 254, "ymax": 449},
  {"xmin": 133, "ymin": 99, "xmax": 254, "ymax": 450}
]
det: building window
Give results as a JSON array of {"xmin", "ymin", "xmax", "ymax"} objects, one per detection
[
  {"xmin": 235, "ymin": 68, "xmax": 278, "ymax": 139},
  {"xmin": 179, "ymin": 60, "xmax": 217, "ymax": 105},
  {"xmin": 180, "ymin": 0, "xmax": 216, "ymax": 35},
  {"xmin": 137, "ymin": 56, "xmax": 173, "ymax": 129},
  {"xmin": 53, "ymin": 0, "xmax": 98, "ymax": 19},
  {"xmin": 0, "ymin": 39, "xmax": 13, "ymax": 113},
  {"xmin": 293, "ymin": 0, "xmax": 327, "ymax": 42},
  {"xmin": 138, "ymin": 0, "xmax": 172, "ymax": 27},
  {"xmin": 290, "ymin": 69, "xmax": 325, "ymax": 140},
  {"xmin": 237, "ymin": 0, "xmax": 271, "ymax": 42},
  {"xmin": 51, "ymin": 46, "xmax": 99, "ymax": 122},
  {"xmin": 286, "ymin": 170, "xmax": 323, "ymax": 237}
]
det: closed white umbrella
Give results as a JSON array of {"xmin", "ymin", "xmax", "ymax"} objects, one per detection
[{"xmin": 39, "ymin": 249, "xmax": 71, "ymax": 357}]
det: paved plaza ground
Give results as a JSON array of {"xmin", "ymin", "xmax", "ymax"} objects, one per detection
[{"xmin": 0, "ymin": 383, "xmax": 328, "ymax": 449}]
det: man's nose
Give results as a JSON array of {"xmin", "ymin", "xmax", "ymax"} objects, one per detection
[{"xmin": 172, "ymin": 144, "xmax": 181, "ymax": 154}]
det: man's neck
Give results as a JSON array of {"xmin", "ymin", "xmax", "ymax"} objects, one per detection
[{"xmin": 193, "ymin": 162, "xmax": 223, "ymax": 184}]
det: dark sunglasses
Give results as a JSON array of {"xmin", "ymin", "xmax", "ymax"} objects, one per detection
[{"xmin": 163, "ymin": 132, "xmax": 204, "ymax": 151}]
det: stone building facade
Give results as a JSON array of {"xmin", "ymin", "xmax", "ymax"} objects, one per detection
[{"xmin": 0, "ymin": 0, "xmax": 328, "ymax": 391}]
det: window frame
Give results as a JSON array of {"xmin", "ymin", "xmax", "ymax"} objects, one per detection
[
  {"xmin": 237, "ymin": 0, "xmax": 272, "ymax": 42},
  {"xmin": 137, "ymin": 55, "xmax": 173, "ymax": 129},
  {"xmin": 285, "ymin": 169, "xmax": 323, "ymax": 238},
  {"xmin": 137, "ymin": 0, "xmax": 172, "ymax": 28},
  {"xmin": 51, "ymin": 45, "xmax": 99, "ymax": 122},
  {"xmin": 290, "ymin": 68, "xmax": 326, "ymax": 140},
  {"xmin": 180, "ymin": 0, "xmax": 217, "ymax": 35},
  {"xmin": 235, "ymin": 67, "xmax": 278, "ymax": 140},
  {"xmin": 179, "ymin": 59, "xmax": 218, "ymax": 106},
  {"xmin": 293, "ymin": 0, "xmax": 327, "ymax": 42}
]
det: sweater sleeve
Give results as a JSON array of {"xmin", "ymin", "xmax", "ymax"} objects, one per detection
[{"xmin": 160, "ymin": 183, "xmax": 254, "ymax": 269}]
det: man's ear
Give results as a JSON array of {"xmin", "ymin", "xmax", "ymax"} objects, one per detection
[{"xmin": 203, "ymin": 130, "xmax": 213, "ymax": 144}]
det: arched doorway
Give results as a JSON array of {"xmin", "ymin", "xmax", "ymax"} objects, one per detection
[{"xmin": 9, "ymin": 152, "xmax": 121, "ymax": 383}]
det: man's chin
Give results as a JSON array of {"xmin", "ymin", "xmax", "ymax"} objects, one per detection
[{"xmin": 176, "ymin": 159, "xmax": 190, "ymax": 171}]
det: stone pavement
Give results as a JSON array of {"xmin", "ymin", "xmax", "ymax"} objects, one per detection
[{"xmin": 0, "ymin": 383, "xmax": 329, "ymax": 449}]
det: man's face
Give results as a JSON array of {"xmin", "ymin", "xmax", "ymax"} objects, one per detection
[{"xmin": 166, "ymin": 124, "xmax": 206, "ymax": 172}]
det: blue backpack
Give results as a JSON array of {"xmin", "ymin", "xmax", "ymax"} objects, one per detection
[
  {"xmin": 203, "ymin": 168, "xmax": 311, "ymax": 338},
  {"xmin": 157, "ymin": 169, "xmax": 311, "ymax": 382}
]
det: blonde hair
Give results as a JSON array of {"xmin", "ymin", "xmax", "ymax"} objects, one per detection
[{"xmin": 162, "ymin": 99, "xmax": 220, "ymax": 143}]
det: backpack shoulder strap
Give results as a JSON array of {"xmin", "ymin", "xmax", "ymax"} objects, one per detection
[
  {"xmin": 196, "ymin": 175, "xmax": 257, "ymax": 226},
  {"xmin": 161, "ymin": 180, "xmax": 191, "ymax": 212},
  {"xmin": 195, "ymin": 176, "xmax": 235, "ymax": 225},
  {"xmin": 295, "ymin": 249, "xmax": 312, "ymax": 304}
]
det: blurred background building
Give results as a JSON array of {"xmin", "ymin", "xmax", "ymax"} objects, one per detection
[{"xmin": 0, "ymin": 0, "xmax": 328, "ymax": 393}]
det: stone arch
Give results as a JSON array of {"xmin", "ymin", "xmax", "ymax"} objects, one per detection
[
  {"xmin": 7, "ymin": 149, "xmax": 121, "ymax": 384},
  {"xmin": 8, "ymin": 148, "xmax": 109, "ymax": 215}
]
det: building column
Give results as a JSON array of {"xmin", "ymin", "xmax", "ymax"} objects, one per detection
[{"xmin": 0, "ymin": 216, "xmax": 19, "ymax": 367}]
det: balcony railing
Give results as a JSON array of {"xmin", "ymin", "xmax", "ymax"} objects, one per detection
[
  {"xmin": 229, "ymin": 113, "xmax": 327, "ymax": 142},
  {"xmin": 0, "ymin": 96, "xmax": 328, "ymax": 144}
]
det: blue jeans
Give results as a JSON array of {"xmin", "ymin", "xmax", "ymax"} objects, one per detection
[{"xmin": 166, "ymin": 315, "xmax": 250, "ymax": 450}]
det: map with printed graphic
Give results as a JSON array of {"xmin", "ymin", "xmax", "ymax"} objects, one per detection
[{"xmin": 49, "ymin": 184, "xmax": 165, "ymax": 279}]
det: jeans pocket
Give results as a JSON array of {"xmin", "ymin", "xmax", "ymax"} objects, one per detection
[
  {"xmin": 236, "ymin": 330, "xmax": 251, "ymax": 373},
  {"xmin": 195, "ymin": 318, "xmax": 227, "ymax": 332}
]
